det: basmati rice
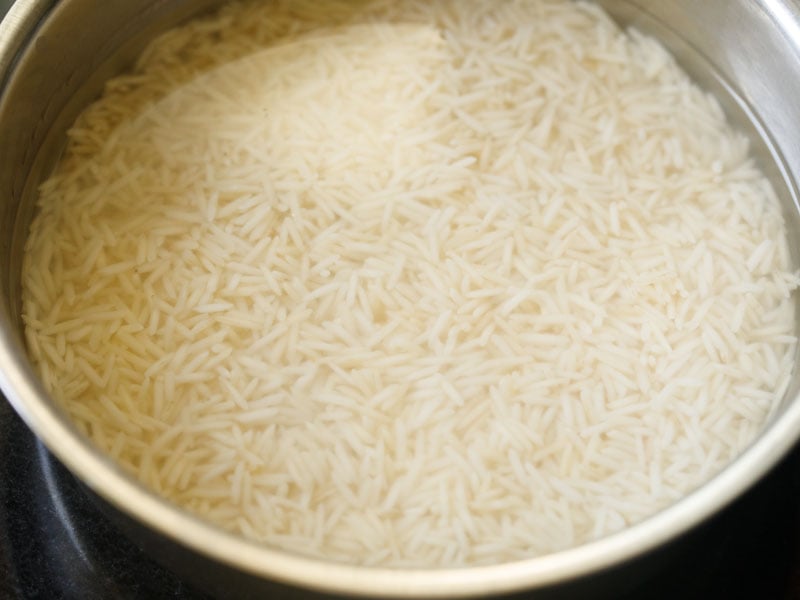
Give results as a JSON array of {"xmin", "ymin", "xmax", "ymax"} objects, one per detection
[{"xmin": 22, "ymin": 0, "xmax": 799, "ymax": 567}]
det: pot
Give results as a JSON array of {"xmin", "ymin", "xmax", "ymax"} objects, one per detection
[{"xmin": 0, "ymin": 0, "xmax": 799, "ymax": 597}]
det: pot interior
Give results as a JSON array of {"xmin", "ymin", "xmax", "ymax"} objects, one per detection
[{"xmin": 1, "ymin": 0, "xmax": 799, "ymax": 596}]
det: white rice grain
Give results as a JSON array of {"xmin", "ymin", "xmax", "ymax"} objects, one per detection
[{"xmin": 21, "ymin": 0, "xmax": 798, "ymax": 569}]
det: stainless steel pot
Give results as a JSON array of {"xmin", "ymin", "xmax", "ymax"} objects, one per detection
[{"xmin": 1, "ymin": 1, "xmax": 799, "ymax": 597}]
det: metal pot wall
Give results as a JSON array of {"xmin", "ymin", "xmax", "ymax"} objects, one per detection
[{"xmin": 0, "ymin": 0, "xmax": 799, "ymax": 597}]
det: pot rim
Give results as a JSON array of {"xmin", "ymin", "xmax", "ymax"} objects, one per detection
[{"xmin": 2, "ymin": 0, "xmax": 800, "ymax": 596}]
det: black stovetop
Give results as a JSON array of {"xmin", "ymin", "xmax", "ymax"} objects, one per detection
[
  {"xmin": 0, "ymin": 398, "xmax": 210, "ymax": 599},
  {"xmin": 2, "ymin": 395, "xmax": 800, "ymax": 600}
]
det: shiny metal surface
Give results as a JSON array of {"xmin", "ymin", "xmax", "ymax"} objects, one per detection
[{"xmin": 0, "ymin": 0, "xmax": 799, "ymax": 597}]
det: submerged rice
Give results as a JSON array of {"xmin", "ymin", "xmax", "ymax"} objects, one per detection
[{"xmin": 22, "ymin": 0, "xmax": 799, "ymax": 566}]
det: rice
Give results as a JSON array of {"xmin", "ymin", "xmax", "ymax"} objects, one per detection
[{"xmin": 21, "ymin": 0, "xmax": 799, "ymax": 567}]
